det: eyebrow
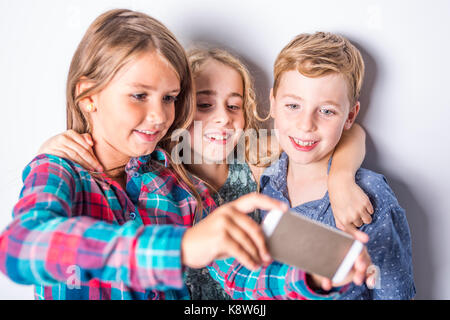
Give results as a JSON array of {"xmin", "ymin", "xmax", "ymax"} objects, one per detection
[
  {"xmin": 319, "ymin": 100, "xmax": 342, "ymax": 108},
  {"xmin": 129, "ymin": 82, "xmax": 180, "ymax": 93},
  {"xmin": 281, "ymin": 94, "xmax": 304, "ymax": 101},
  {"xmin": 197, "ymin": 89, "xmax": 243, "ymax": 99}
]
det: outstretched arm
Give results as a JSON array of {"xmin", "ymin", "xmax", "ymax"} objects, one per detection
[{"xmin": 0, "ymin": 156, "xmax": 186, "ymax": 291}]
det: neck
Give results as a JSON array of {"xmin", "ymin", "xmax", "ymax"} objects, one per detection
[
  {"xmin": 287, "ymin": 151, "xmax": 332, "ymax": 183},
  {"xmin": 186, "ymin": 162, "xmax": 229, "ymax": 192},
  {"xmin": 91, "ymin": 131, "xmax": 130, "ymax": 184}
]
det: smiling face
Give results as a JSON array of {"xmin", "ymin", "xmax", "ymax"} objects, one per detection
[
  {"xmin": 270, "ymin": 70, "xmax": 359, "ymax": 166},
  {"xmin": 86, "ymin": 50, "xmax": 179, "ymax": 161},
  {"xmin": 188, "ymin": 58, "xmax": 245, "ymax": 163}
]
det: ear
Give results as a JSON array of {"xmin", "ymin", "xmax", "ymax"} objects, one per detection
[
  {"xmin": 344, "ymin": 101, "xmax": 360, "ymax": 130},
  {"xmin": 76, "ymin": 78, "xmax": 97, "ymax": 112},
  {"xmin": 269, "ymin": 88, "xmax": 276, "ymax": 119}
]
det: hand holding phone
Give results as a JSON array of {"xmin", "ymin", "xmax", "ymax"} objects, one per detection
[{"xmin": 262, "ymin": 209, "xmax": 373, "ymax": 288}]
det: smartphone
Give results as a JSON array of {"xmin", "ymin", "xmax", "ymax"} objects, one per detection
[{"xmin": 262, "ymin": 209, "xmax": 363, "ymax": 283}]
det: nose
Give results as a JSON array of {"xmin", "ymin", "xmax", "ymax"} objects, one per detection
[
  {"xmin": 145, "ymin": 99, "xmax": 168, "ymax": 128},
  {"xmin": 213, "ymin": 104, "xmax": 231, "ymax": 125},
  {"xmin": 297, "ymin": 111, "xmax": 316, "ymax": 132}
]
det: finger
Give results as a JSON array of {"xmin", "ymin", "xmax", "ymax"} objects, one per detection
[
  {"xmin": 227, "ymin": 212, "xmax": 262, "ymax": 263},
  {"xmin": 230, "ymin": 192, "xmax": 288, "ymax": 214},
  {"xmin": 335, "ymin": 219, "xmax": 346, "ymax": 232},
  {"xmin": 81, "ymin": 133, "xmax": 94, "ymax": 146},
  {"xmin": 321, "ymin": 278, "xmax": 333, "ymax": 291},
  {"xmin": 366, "ymin": 267, "xmax": 379, "ymax": 289},
  {"xmin": 360, "ymin": 210, "xmax": 373, "ymax": 225},
  {"xmin": 342, "ymin": 224, "xmax": 369, "ymax": 243},
  {"xmin": 231, "ymin": 212, "xmax": 271, "ymax": 263},
  {"xmin": 352, "ymin": 250, "xmax": 371, "ymax": 285},
  {"xmin": 365, "ymin": 199, "xmax": 374, "ymax": 215},
  {"xmin": 353, "ymin": 217, "xmax": 363, "ymax": 228},
  {"xmin": 223, "ymin": 236, "xmax": 260, "ymax": 270},
  {"xmin": 64, "ymin": 143, "xmax": 98, "ymax": 170},
  {"xmin": 65, "ymin": 130, "xmax": 92, "ymax": 150},
  {"xmin": 64, "ymin": 141, "xmax": 102, "ymax": 171}
]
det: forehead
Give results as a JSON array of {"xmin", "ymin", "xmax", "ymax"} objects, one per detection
[
  {"xmin": 277, "ymin": 70, "xmax": 349, "ymax": 107},
  {"xmin": 111, "ymin": 50, "xmax": 181, "ymax": 89},
  {"xmin": 195, "ymin": 59, "xmax": 243, "ymax": 95}
]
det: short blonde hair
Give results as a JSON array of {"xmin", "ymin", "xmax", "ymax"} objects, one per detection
[{"xmin": 273, "ymin": 32, "xmax": 365, "ymax": 106}]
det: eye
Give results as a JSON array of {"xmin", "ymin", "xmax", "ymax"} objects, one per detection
[
  {"xmin": 228, "ymin": 105, "xmax": 241, "ymax": 111},
  {"xmin": 197, "ymin": 103, "xmax": 212, "ymax": 109},
  {"xmin": 131, "ymin": 93, "xmax": 147, "ymax": 101},
  {"xmin": 163, "ymin": 95, "xmax": 178, "ymax": 104},
  {"xmin": 285, "ymin": 104, "xmax": 300, "ymax": 110},
  {"xmin": 319, "ymin": 107, "xmax": 335, "ymax": 116}
]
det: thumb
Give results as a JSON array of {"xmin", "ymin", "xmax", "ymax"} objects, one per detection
[{"xmin": 343, "ymin": 224, "xmax": 369, "ymax": 244}]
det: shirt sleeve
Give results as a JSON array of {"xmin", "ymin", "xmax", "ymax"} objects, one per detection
[
  {"xmin": 0, "ymin": 155, "xmax": 187, "ymax": 291},
  {"xmin": 362, "ymin": 205, "xmax": 416, "ymax": 300},
  {"xmin": 207, "ymin": 258, "xmax": 344, "ymax": 300}
]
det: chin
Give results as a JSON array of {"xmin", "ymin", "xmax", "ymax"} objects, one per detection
[
  {"xmin": 203, "ymin": 153, "xmax": 228, "ymax": 164},
  {"xmin": 132, "ymin": 147, "xmax": 157, "ymax": 158}
]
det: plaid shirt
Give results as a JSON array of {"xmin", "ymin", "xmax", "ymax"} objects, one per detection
[
  {"xmin": 0, "ymin": 149, "xmax": 336, "ymax": 300},
  {"xmin": 0, "ymin": 149, "xmax": 215, "ymax": 300}
]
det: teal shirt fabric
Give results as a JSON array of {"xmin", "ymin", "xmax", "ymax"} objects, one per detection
[{"xmin": 185, "ymin": 160, "xmax": 258, "ymax": 300}]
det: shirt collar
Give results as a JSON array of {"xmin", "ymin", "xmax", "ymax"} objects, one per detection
[
  {"xmin": 260, "ymin": 152, "xmax": 289, "ymax": 194},
  {"xmin": 125, "ymin": 147, "xmax": 170, "ymax": 175},
  {"xmin": 260, "ymin": 152, "xmax": 334, "ymax": 208}
]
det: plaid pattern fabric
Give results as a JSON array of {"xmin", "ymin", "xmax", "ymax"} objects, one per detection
[
  {"xmin": 0, "ymin": 149, "xmax": 215, "ymax": 300},
  {"xmin": 0, "ymin": 148, "xmax": 339, "ymax": 300},
  {"xmin": 208, "ymin": 258, "xmax": 345, "ymax": 300}
]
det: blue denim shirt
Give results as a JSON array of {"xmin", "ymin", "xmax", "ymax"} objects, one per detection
[{"xmin": 260, "ymin": 152, "xmax": 416, "ymax": 300}]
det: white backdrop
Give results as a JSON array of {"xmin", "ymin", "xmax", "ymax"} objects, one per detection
[{"xmin": 0, "ymin": 0, "xmax": 449, "ymax": 299}]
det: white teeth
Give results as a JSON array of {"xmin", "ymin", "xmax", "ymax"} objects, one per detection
[
  {"xmin": 205, "ymin": 134, "xmax": 229, "ymax": 141},
  {"xmin": 292, "ymin": 137, "xmax": 315, "ymax": 146},
  {"xmin": 137, "ymin": 129, "xmax": 157, "ymax": 135}
]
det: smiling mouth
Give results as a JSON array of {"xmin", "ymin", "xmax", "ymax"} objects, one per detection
[
  {"xmin": 289, "ymin": 136, "xmax": 319, "ymax": 150},
  {"xmin": 136, "ymin": 129, "xmax": 158, "ymax": 135},
  {"xmin": 204, "ymin": 133, "xmax": 232, "ymax": 144},
  {"xmin": 134, "ymin": 129, "xmax": 160, "ymax": 142}
]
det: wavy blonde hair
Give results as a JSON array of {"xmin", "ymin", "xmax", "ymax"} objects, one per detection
[
  {"xmin": 66, "ymin": 9, "xmax": 204, "ymax": 219},
  {"xmin": 187, "ymin": 48, "xmax": 273, "ymax": 167}
]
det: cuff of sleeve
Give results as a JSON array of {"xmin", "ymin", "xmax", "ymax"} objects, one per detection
[
  {"xmin": 290, "ymin": 270, "xmax": 343, "ymax": 300},
  {"xmin": 136, "ymin": 225, "xmax": 188, "ymax": 290}
]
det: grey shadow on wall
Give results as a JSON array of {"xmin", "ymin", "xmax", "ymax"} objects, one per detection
[
  {"xmin": 352, "ymin": 39, "xmax": 432, "ymax": 299},
  {"xmin": 184, "ymin": 36, "xmax": 273, "ymax": 129}
]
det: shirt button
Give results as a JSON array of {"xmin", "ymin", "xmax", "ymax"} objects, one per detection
[
  {"xmin": 129, "ymin": 212, "xmax": 136, "ymax": 220},
  {"xmin": 132, "ymin": 172, "xmax": 139, "ymax": 178}
]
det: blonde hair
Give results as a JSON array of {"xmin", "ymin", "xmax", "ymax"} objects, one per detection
[
  {"xmin": 66, "ymin": 9, "xmax": 204, "ymax": 219},
  {"xmin": 273, "ymin": 32, "xmax": 365, "ymax": 106},
  {"xmin": 187, "ymin": 48, "xmax": 272, "ymax": 166}
]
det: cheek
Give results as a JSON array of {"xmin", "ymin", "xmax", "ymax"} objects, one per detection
[
  {"xmin": 321, "ymin": 119, "xmax": 345, "ymax": 142},
  {"xmin": 167, "ymin": 105, "xmax": 176, "ymax": 126},
  {"xmin": 234, "ymin": 114, "xmax": 246, "ymax": 131},
  {"xmin": 193, "ymin": 110, "xmax": 207, "ymax": 122},
  {"xmin": 187, "ymin": 123, "xmax": 202, "ymax": 151}
]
